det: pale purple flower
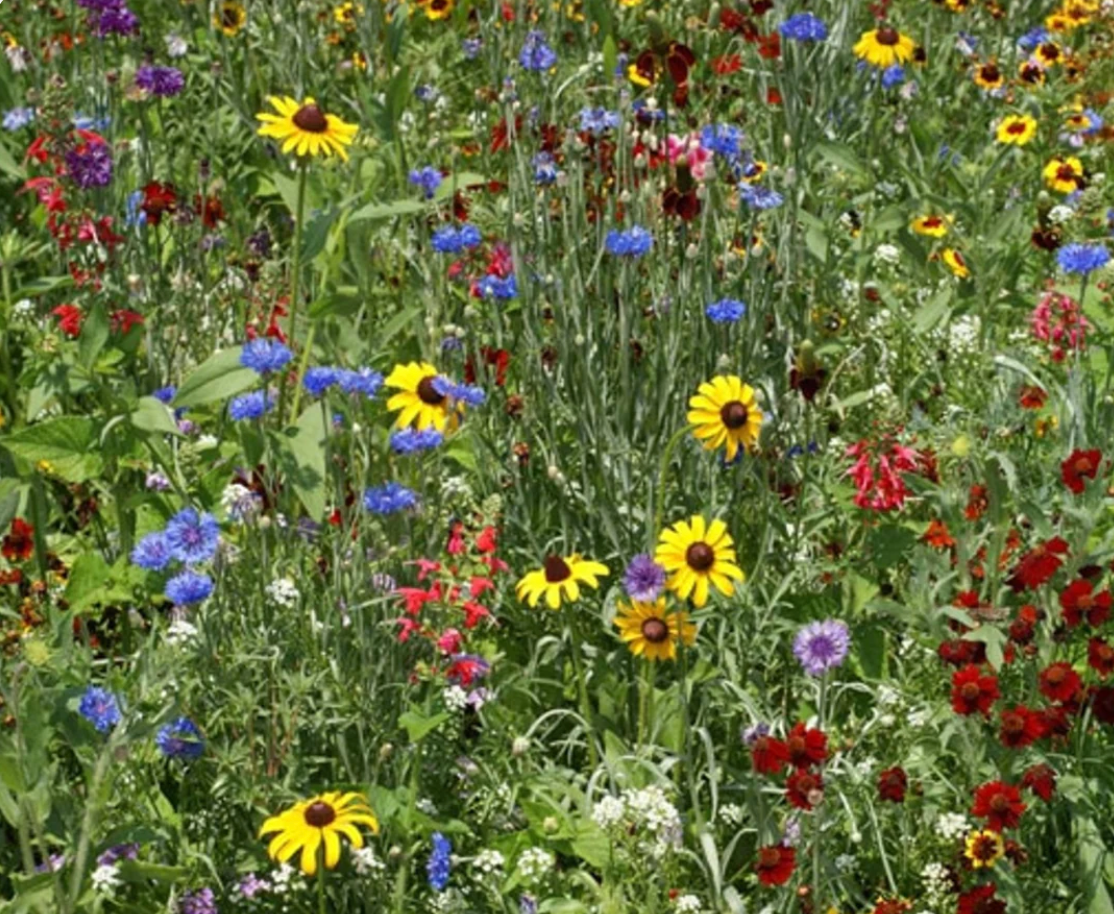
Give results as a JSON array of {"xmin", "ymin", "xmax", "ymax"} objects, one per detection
[
  {"xmin": 66, "ymin": 142, "xmax": 113, "ymax": 190},
  {"xmin": 793, "ymin": 619, "xmax": 851, "ymax": 676},
  {"xmin": 741, "ymin": 721, "xmax": 769, "ymax": 746},
  {"xmin": 135, "ymin": 65, "xmax": 184, "ymax": 97},
  {"xmin": 623, "ymin": 554, "xmax": 666, "ymax": 602}
]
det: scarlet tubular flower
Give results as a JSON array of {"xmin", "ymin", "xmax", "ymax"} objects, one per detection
[
  {"xmin": 971, "ymin": 780, "xmax": 1026, "ymax": 831},
  {"xmin": 1021, "ymin": 763, "xmax": 1057, "ymax": 802},
  {"xmin": 998, "ymin": 705, "xmax": 1046, "ymax": 749},
  {"xmin": 52, "ymin": 304, "xmax": 83, "ymax": 337},
  {"xmin": 877, "ymin": 766, "xmax": 907, "ymax": 803},
  {"xmin": 750, "ymin": 735, "xmax": 789, "ymax": 774},
  {"xmin": 1038, "ymin": 661, "xmax": 1083, "ymax": 703},
  {"xmin": 1061, "ymin": 448, "xmax": 1102, "ymax": 494},
  {"xmin": 951, "ymin": 664, "xmax": 1000, "ymax": 716},
  {"xmin": 785, "ymin": 769, "xmax": 823, "ymax": 810},
  {"xmin": 754, "ymin": 844, "xmax": 795, "ymax": 886},
  {"xmin": 1030, "ymin": 290, "xmax": 1090, "ymax": 362},
  {"xmin": 1008, "ymin": 536, "xmax": 1069, "ymax": 592},
  {"xmin": 784, "ymin": 722, "xmax": 828, "ymax": 768},
  {"xmin": 845, "ymin": 438, "xmax": 921, "ymax": 512},
  {"xmin": 923, "ymin": 519, "xmax": 955, "ymax": 549},
  {"xmin": 1060, "ymin": 578, "xmax": 1112, "ymax": 628}
]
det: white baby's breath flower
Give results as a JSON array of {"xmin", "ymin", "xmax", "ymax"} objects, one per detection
[
  {"xmin": 516, "ymin": 847, "xmax": 554, "ymax": 882},
  {"xmin": 91, "ymin": 864, "xmax": 121, "ymax": 895},
  {"xmin": 265, "ymin": 577, "xmax": 300, "ymax": 608}
]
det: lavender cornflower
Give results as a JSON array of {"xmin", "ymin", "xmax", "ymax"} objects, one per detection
[
  {"xmin": 579, "ymin": 107, "xmax": 620, "ymax": 135},
  {"xmin": 427, "ymin": 833, "xmax": 452, "ymax": 891},
  {"xmin": 237, "ymin": 874, "xmax": 270, "ymax": 899},
  {"xmin": 738, "ymin": 184, "xmax": 783, "ymax": 210},
  {"xmin": 623, "ymin": 554, "xmax": 666, "ymax": 602},
  {"xmin": 336, "ymin": 367, "xmax": 383, "ymax": 398},
  {"xmin": 97, "ymin": 844, "xmax": 139, "ymax": 868},
  {"xmin": 178, "ymin": 888, "xmax": 218, "ymax": 914},
  {"xmin": 96, "ymin": 5, "xmax": 140, "ymax": 37},
  {"xmin": 779, "ymin": 12, "xmax": 827, "ymax": 42},
  {"xmin": 533, "ymin": 151, "xmax": 559, "ymax": 185},
  {"xmin": 135, "ymin": 65, "xmax": 184, "ymax": 97},
  {"xmin": 741, "ymin": 721, "xmax": 770, "ymax": 746},
  {"xmin": 462, "ymin": 37, "xmax": 483, "ymax": 59},
  {"xmin": 409, "ymin": 166, "xmax": 442, "ymax": 199},
  {"xmin": 79, "ymin": 686, "xmax": 121, "ymax": 733},
  {"xmin": 793, "ymin": 619, "xmax": 851, "ymax": 676},
  {"xmin": 880, "ymin": 65, "xmax": 905, "ymax": 90},
  {"xmin": 66, "ymin": 142, "xmax": 114, "ymax": 190},
  {"xmin": 705, "ymin": 299, "xmax": 747, "ymax": 324},
  {"xmin": 519, "ymin": 30, "xmax": 557, "ymax": 71},
  {"xmin": 390, "ymin": 428, "xmax": 444, "ymax": 454},
  {"xmin": 164, "ymin": 507, "xmax": 220, "ymax": 565},
  {"xmin": 165, "ymin": 571, "xmax": 214, "ymax": 606},
  {"xmin": 2, "ymin": 107, "xmax": 35, "ymax": 131}
]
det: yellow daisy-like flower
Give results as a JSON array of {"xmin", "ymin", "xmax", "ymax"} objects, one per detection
[
  {"xmin": 852, "ymin": 27, "xmax": 915, "ymax": 69},
  {"xmin": 911, "ymin": 215, "xmax": 949, "ymax": 238},
  {"xmin": 973, "ymin": 61, "xmax": 1005, "ymax": 91},
  {"xmin": 964, "ymin": 829, "xmax": 1005, "ymax": 869},
  {"xmin": 687, "ymin": 376, "xmax": 763, "ymax": 463},
  {"xmin": 619, "ymin": 0, "xmax": 646, "ymax": 6},
  {"xmin": 334, "ymin": 2, "xmax": 364, "ymax": 25},
  {"xmin": 257, "ymin": 96, "xmax": 359, "ymax": 161},
  {"xmin": 385, "ymin": 361, "xmax": 462, "ymax": 432},
  {"xmin": 1035, "ymin": 41, "xmax": 1063, "ymax": 68},
  {"xmin": 516, "ymin": 555, "xmax": 609, "ymax": 609},
  {"xmin": 1018, "ymin": 60, "xmax": 1047, "ymax": 85},
  {"xmin": 1043, "ymin": 155, "xmax": 1084, "ymax": 193},
  {"xmin": 213, "ymin": 1, "xmax": 247, "ymax": 36},
  {"xmin": 425, "ymin": 0, "xmax": 454, "ymax": 19},
  {"xmin": 627, "ymin": 63, "xmax": 653, "ymax": 87},
  {"xmin": 995, "ymin": 114, "xmax": 1037, "ymax": 145},
  {"xmin": 655, "ymin": 515, "xmax": 744, "ymax": 608},
  {"xmin": 259, "ymin": 792, "xmax": 379, "ymax": 876},
  {"xmin": 614, "ymin": 598, "xmax": 696, "ymax": 661},
  {"xmin": 941, "ymin": 248, "xmax": 970, "ymax": 278}
]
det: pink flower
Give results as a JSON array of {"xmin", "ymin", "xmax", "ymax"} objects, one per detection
[
  {"xmin": 665, "ymin": 133, "xmax": 713, "ymax": 180},
  {"xmin": 846, "ymin": 438, "xmax": 920, "ymax": 512},
  {"xmin": 396, "ymin": 617, "xmax": 422, "ymax": 643},
  {"xmin": 461, "ymin": 601, "xmax": 491, "ymax": 628},
  {"xmin": 1030, "ymin": 291, "xmax": 1089, "ymax": 362},
  {"xmin": 437, "ymin": 628, "xmax": 463, "ymax": 654}
]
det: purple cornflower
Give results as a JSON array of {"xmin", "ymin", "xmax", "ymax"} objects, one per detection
[
  {"xmin": 179, "ymin": 887, "xmax": 218, "ymax": 914},
  {"xmin": 779, "ymin": 12, "xmax": 827, "ymax": 41},
  {"xmin": 408, "ymin": 166, "xmax": 442, "ymax": 199},
  {"xmin": 793, "ymin": 619, "xmax": 851, "ymax": 676},
  {"xmin": 97, "ymin": 844, "xmax": 139, "ymax": 867},
  {"xmin": 135, "ymin": 65, "xmax": 184, "ymax": 97},
  {"xmin": 96, "ymin": 5, "xmax": 140, "ymax": 36},
  {"xmin": 65, "ymin": 142, "xmax": 113, "ymax": 190},
  {"xmin": 131, "ymin": 532, "xmax": 173, "ymax": 571},
  {"xmin": 79, "ymin": 686, "xmax": 121, "ymax": 733},
  {"xmin": 519, "ymin": 30, "xmax": 557, "ymax": 71},
  {"xmin": 156, "ymin": 717, "xmax": 204, "ymax": 760},
  {"xmin": 164, "ymin": 507, "xmax": 220, "ymax": 565},
  {"xmin": 623, "ymin": 554, "xmax": 666, "ymax": 602},
  {"xmin": 427, "ymin": 833, "xmax": 452, "ymax": 891}
]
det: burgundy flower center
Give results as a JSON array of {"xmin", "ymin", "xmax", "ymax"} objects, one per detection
[
  {"xmin": 1078, "ymin": 593, "xmax": 1094, "ymax": 609},
  {"xmin": 641, "ymin": 617, "xmax": 669, "ymax": 644},
  {"xmin": 417, "ymin": 376, "xmax": 446, "ymax": 406},
  {"xmin": 1074, "ymin": 456, "xmax": 1094, "ymax": 475},
  {"xmin": 1056, "ymin": 164, "xmax": 1078, "ymax": 181},
  {"xmin": 757, "ymin": 847, "xmax": 782, "ymax": 867},
  {"xmin": 685, "ymin": 542, "xmax": 715, "ymax": 572},
  {"xmin": 971, "ymin": 835, "xmax": 998, "ymax": 861},
  {"xmin": 720, "ymin": 401, "xmax": 749, "ymax": 430},
  {"xmin": 304, "ymin": 801, "xmax": 336, "ymax": 827},
  {"xmin": 544, "ymin": 555, "xmax": 572, "ymax": 583},
  {"xmin": 1002, "ymin": 713, "xmax": 1023, "ymax": 734},
  {"xmin": 1045, "ymin": 667, "xmax": 1065, "ymax": 684},
  {"xmin": 989, "ymin": 794, "xmax": 1009, "ymax": 812},
  {"xmin": 979, "ymin": 65, "xmax": 1000, "ymax": 82},
  {"xmin": 1007, "ymin": 121, "xmax": 1026, "ymax": 134},
  {"xmin": 293, "ymin": 104, "xmax": 329, "ymax": 134},
  {"xmin": 875, "ymin": 27, "xmax": 899, "ymax": 45},
  {"xmin": 961, "ymin": 682, "xmax": 981, "ymax": 701}
]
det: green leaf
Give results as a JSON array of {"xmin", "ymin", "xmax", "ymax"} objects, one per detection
[
  {"xmin": 814, "ymin": 142, "xmax": 870, "ymax": 180},
  {"xmin": 864, "ymin": 524, "xmax": 917, "ymax": 570},
  {"xmin": 63, "ymin": 553, "xmax": 112, "ymax": 612},
  {"xmin": 131, "ymin": 396, "xmax": 183, "ymax": 437},
  {"xmin": 117, "ymin": 861, "xmax": 188, "ymax": 885},
  {"xmin": 2, "ymin": 417, "xmax": 104, "ymax": 482},
  {"xmin": 273, "ymin": 405, "xmax": 328, "ymax": 520},
  {"xmin": 0, "ymin": 138, "xmax": 26, "ymax": 180},
  {"xmin": 398, "ymin": 709, "xmax": 451, "ymax": 743},
  {"xmin": 12, "ymin": 275, "xmax": 74, "ymax": 299},
  {"xmin": 963, "ymin": 626, "xmax": 1007, "ymax": 671},
  {"xmin": 173, "ymin": 347, "xmax": 258, "ymax": 409},
  {"xmin": 601, "ymin": 35, "xmax": 617, "ymax": 82},
  {"xmin": 78, "ymin": 301, "xmax": 110, "ymax": 371},
  {"xmin": 433, "ymin": 172, "xmax": 488, "ymax": 202},
  {"xmin": 1076, "ymin": 816, "xmax": 1114, "ymax": 914},
  {"xmin": 913, "ymin": 287, "xmax": 952, "ymax": 334},
  {"xmin": 301, "ymin": 206, "xmax": 341, "ymax": 262},
  {"xmin": 348, "ymin": 198, "xmax": 426, "ymax": 223},
  {"xmin": 372, "ymin": 304, "xmax": 424, "ymax": 356}
]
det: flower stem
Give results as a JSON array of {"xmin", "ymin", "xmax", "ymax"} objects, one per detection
[
  {"xmin": 317, "ymin": 847, "xmax": 326, "ymax": 914},
  {"xmin": 278, "ymin": 161, "xmax": 308, "ymax": 427}
]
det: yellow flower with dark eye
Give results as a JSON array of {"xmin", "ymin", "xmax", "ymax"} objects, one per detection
[
  {"xmin": 941, "ymin": 248, "xmax": 970, "ymax": 278},
  {"xmin": 964, "ymin": 829, "xmax": 1005, "ymax": 869},
  {"xmin": 996, "ymin": 114, "xmax": 1037, "ymax": 145},
  {"xmin": 334, "ymin": 2, "xmax": 364, "ymax": 25},
  {"xmin": 655, "ymin": 515, "xmax": 744, "ymax": 608},
  {"xmin": 1035, "ymin": 41, "xmax": 1062, "ymax": 67},
  {"xmin": 614, "ymin": 598, "xmax": 696, "ymax": 661},
  {"xmin": 425, "ymin": 0, "xmax": 454, "ymax": 19},
  {"xmin": 214, "ymin": 1, "xmax": 247, "ymax": 36},
  {"xmin": 742, "ymin": 160, "xmax": 767, "ymax": 183},
  {"xmin": 256, "ymin": 96, "xmax": 359, "ymax": 161},
  {"xmin": 260, "ymin": 792, "xmax": 379, "ymax": 876},
  {"xmin": 1043, "ymin": 155, "xmax": 1084, "ymax": 193},
  {"xmin": 687, "ymin": 376, "xmax": 763, "ymax": 462},
  {"xmin": 852, "ymin": 27, "xmax": 915, "ymax": 68},
  {"xmin": 911, "ymin": 215, "xmax": 949, "ymax": 237},
  {"xmin": 385, "ymin": 362, "xmax": 463, "ymax": 432},
  {"xmin": 973, "ymin": 60, "xmax": 1004, "ymax": 90},
  {"xmin": 516, "ymin": 555, "xmax": 609, "ymax": 609}
]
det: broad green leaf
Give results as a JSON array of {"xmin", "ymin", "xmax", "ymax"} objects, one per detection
[
  {"xmin": 398, "ymin": 709, "xmax": 451, "ymax": 743},
  {"xmin": 301, "ymin": 206, "xmax": 341, "ymax": 262},
  {"xmin": 0, "ymin": 138, "xmax": 26, "ymax": 180},
  {"xmin": 814, "ymin": 142, "xmax": 870, "ymax": 180},
  {"xmin": 78, "ymin": 301, "xmax": 110, "ymax": 371},
  {"xmin": 349, "ymin": 198, "xmax": 425, "ymax": 223},
  {"xmin": 433, "ymin": 172, "xmax": 488, "ymax": 202},
  {"xmin": 131, "ymin": 396, "xmax": 183, "ymax": 437},
  {"xmin": 273, "ymin": 405, "xmax": 328, "ymax": 520},
  {"xmin": 173, "ymin": 347, "xmax": 258, "ymax": 409},
  {"xmin": 1077, "ymin": 816, "xmax": 1114, "ymax": 914},
  {"xmin": 2, "ymin": 417, "xmax": 104, "ymax": 482},
  {"xmin": 913, "ymin": 287, "xmax": 952, "ymax": 334},
  {"xmin": 64, "ymin": 552, "xmax": 112, "ymax": 612}
]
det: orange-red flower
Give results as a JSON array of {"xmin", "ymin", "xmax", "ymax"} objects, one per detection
[
  {"xmin": 754, "ymin": 844, "xmax": 795, "ymax": 886},
  {"xmin": 750, "ymin": 734, "xmax": 789, "ymax": 774},
  {"xmin": 1, "ymin": 519, "xmax": 34, "ymax": 562},
  {"xmin": 1060, "ymin": 578, "xmax": 1112, "ymax": 627},
  {"xmin": 951, "ymin": 664, "xmax": 999, "ymax": 716},
  {"xmin": 786, "ymin": 769, "xmax": 823, "ymax": 810},
  {"xmin": 784, "ymin": 722, "xmax": 827, "ymax": 769},
  {"xmin": 1039, "ymin": 661, "xmax": 1083, "ymax": 703},
  {"xmin": 998, "ymin": 705, "xmax": 1046, "ymax": 748},
  {"xmin": 971, "ymin": 780, "xmax": 1026, "ymax": 831},
  {"xmin": 1061, "ymin": 448, "xmax": 1102, "ymax": 494},
  {"xmin": 877, "ymin": 766, "xmax": 907, "ymax": 803}
]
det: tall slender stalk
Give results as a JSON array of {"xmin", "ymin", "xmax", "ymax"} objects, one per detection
[{"xmin": 278, "ymin": 162, "xmax": 309, "ymax": 427}]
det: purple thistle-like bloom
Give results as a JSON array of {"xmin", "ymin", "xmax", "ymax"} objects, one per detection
[
  {"xmin": 96, "ymin": 843, "xmax": 139, "ymax": 867},
  {"xmin": 96, "ymin": 5, "xmax": 140, "ymax": 36},
  {"xmin": 237, "ymin": 874, "xmax": 270, "ymax": 899},
  {"xmin": 179, "ymin": 888, "xmax": 218, "ymax": 914},
  {"xmin": 65, "ymin": 142, "xmax": 113, "ymax": 190},
  {"xmin": 793, "ymin": 619, "xmax": 851, "ymax": 676},
  {"xmin": 623, "ymin": 554, "xmax": 666, "ymax": 602},
  {"xmin": 135, "ymin": 65, "xmax": 184, "ymax": 97}
]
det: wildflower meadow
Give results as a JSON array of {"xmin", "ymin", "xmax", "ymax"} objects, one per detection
[{"xmin": 3, "ymin": 0, "xmax": 1114, "ymax": 912}]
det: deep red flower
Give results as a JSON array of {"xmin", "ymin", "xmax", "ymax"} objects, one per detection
[
  {"xmin": 193, "ymin": 193, "xmax": 225, "ymax": 228},
  {"xmin": 1088, "ymin": 637, "xmax": 1114, "ymax": 677},
  {"xmin": 971, "ymin": 780, "xmax": 1026, "ymax": 831},
  {"xmin": 785, "ymin": 769, "xmax": 823, "ymax": 810},
  {"xmin": 1038, "ymin": 661, "xmax": 1083, "ymax": 703},
  {"xmin": 460, "ymin": 600, "xmax": 490, "ymax": 629},
  {"xmin": 766, "ymin": 87, "xmax": 782, "ymax": 105},
  {"xmin": 754, "ymin": 844, "xmax": 795, "ymax": 886},
  {"xmin": 110, "ymin": 309, "xmax": 145, "ymax": 334},
  {"xmin": 711, "ymin": 54, "xmax": 742, "ymax": 74},
  {"xmin": 1008, "ymin": 604, "xmax": 1041, "ymax": 645},
  {"xmin": 923, "ymin": 519, "xmax": 955, "ymax": 549},
  {"xmin": 877, "ymin": 766, "xmax": 907, "ymax": 803},
  {"xmin": 751, "ymin": 735, "xmax": 789, "ymax": 774},
  {"xmin": 1018, "ymin": 385, "xmax": 1047, "ymax": 409},
  {"xmin": 1021, "ymin": 763, "xmax": 1057, "ymax": 802},
  {"xmin": 756, "ymin": 32, "xmax": 781, "ymax": 59},
  {"xmin": 785, "ymin": 722, "xmax": 827, "ymax": 769},
  {"xmin": 1060, "ymin": 578, "xmax": 1112, "ymax": 628},
  {"xmin": 938, "ymin": 638, "xmax": 986, "ymax": 667},
  {"xmin": 464, "ymin": 346, "xmax": 510, "ymax": 387},
  {"xmin": 998, "ymin": 705, "xmax": 1046, "ymax": 749},
  {"xmin": 965, "ymin": 484, "xmax": 989, "ymax": 521},
  {"xmin": 141, "ymin": 181, "xmax": 177, "ymax": 225},
  {"xmin": 1008, "ymin": 536, "xmax": 1069, "ymax": 592},
  {"xmin": 1040, "ymin": 704, "xmax": 1074, "ymax": 740},
  {"xmin": 951, "ymin": 664, "xmax": 999, "ymax": 716},
  {"xmin": 475, "ymin": 526, "xmax": 498, "ymax": 554},
  {"xmin": 1091, "ymin": 685, "xmax": 1114, "ymax": 725},
  {"xmin": 52, "ymin": 303, "xmax": 83, "ymax": 337},
  {"xmin": 958, "ymin": 884, "xmax": 1007, "ymax": 914},
  {"xmin": 1, "ymin": 519, "xmax": 34, "ymax": 562},
  {"xmin": 1061, "ymin": 448, "xmax": 1102, "ymax": 494}
]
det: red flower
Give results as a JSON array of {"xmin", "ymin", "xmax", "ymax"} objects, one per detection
[
  {"xmin": 965, "ymin": 484, "xmax": 989, "ymax": 521},
  {"xmin": 711, "ymin": 54, "xmax": 742, "ymax": 74},
  {"xmin": 958, "ymin": 884, "xmax": 1007, "ymax": 914},
  {"xmin": 1091, "ymin": 685, "xmax": 1114, "ymax": 725},
  {"xmin": 971, "ymin": 780, "xmax": 1026, "ymax": 831},
  {"xmin": 52, "ymin": 303, "xmax": 83, "ymax": 337},
  {"xmin": 754, "ymin": 844, "xmax": 795, "ymax": 886},
  {"xmin": 194, "ymin": 193, "xmax": 225, "ymax": 228},
  {"xmin": 877, "ymin": 766, "xmax": 907, "ymax": 803},
  {"xmin": 1038, "ymin": 661, "xmax": 1083, "ymax": 703},
  {"xmin": 475, "ymin": 525, "xmax": 499, "ymax": 554},
  {"xmin": 923, "ymin": 519, "xmax": 955, "ymax": 549},
  {"xmin": 1008, "ymin": 604, "xmax": 1041, "ymax": 645},
  {"xmin": 141, "ymin": 181, "xmax": 177, "ymax": 225},
  {"xmin": 1018, "ymin": 385, "xmax": 1047, "ymax": 409},
  {"xmin": 750, "ymin": 735, "xmax": 789, "ymax": 775},
  {"xmin": 998, "ymin": 705, "xmax": 1046, "ymax": 749},
  {"xmin": 766, "ymin": 87, "xmax": 782, "ymax": 105},
  {"xmin": 785, "ymin": 769, "xmax": 823, "ymax": 810},
  {"xmin": 938, "ymin": 638, "xmax": 986, "ymax": 667},
  {"xmin": 396, "ymin": 583, "xmax": 440, "ymax": 616},
  {"xmin": 1061, "ymin": 448, "xmax": 1102, "ymax": 494},
  {"xmin": 785, "ymin": 722, "xmax": 827, "ymax": 769},
  {"xmin": 1088, "ymin": 637, "xmax": 1114, "ymax": 677},
  {"xmin": 756, "ymin": 31, "xmax": 781, "ymax": 59},
  {"xmin": 951, "ymin": 664, "xmax": 999, "ymax": 716},
  {"xmin": 1, "ymin": 519, "xmax": 34, "ymax": 562},
  {"xmin": 1021, "ymin": 763, "xmax": 1057, "ymax": 802},
  {"xmin": 1008, "ymin": 536, "xmax": 1069, "ymax": 592},
  {"xmin": 110, "ymin": 309, "xmax": 145, "ymax": 334},
  {"xmin": 460, "ymin": 600, "xmax": 490, "ymax": 629},
  {"xmin": 464, "ymin": 346, "xmax": 510, "ymax": 387},
  {"xmin": 1060, "ymin": 578, "xmax": 1112, "ymax": 628}
]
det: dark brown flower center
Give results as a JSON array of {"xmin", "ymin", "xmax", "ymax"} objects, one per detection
[
  {"xmin": 1007, "ymin": 121, "xmax": 1026, "ymax": 134},
  {"xmin": 685, "ymin": 542, "xmax": 715, "ymax": 572},
  {"xmin": 304, "ymin": 800, "xmax": 336, "ymax": 827},
  {"xmin": 1056, "ymin": 164, "xmax": 1077, "ymax": 181},
  {"xmin": 720, "ymin": 401, "xmax": 749, "ymax": 430},
  {"xmin": 971, "ymin": 835, "xmax": 998, "ymax": 860},
  {"xmin": 544, "ymin": 555, "xmax": 571, "ymax": 583},
  {"xmin": 222, "ymin": 6, "xmax": 242, "ymax": 27},
  {"xmin": 979, "ymin": 64, "xmax": 1001, "ymax": 82},
  {"xmin": 641, "ymin": 617, "xmax": 669, "ymax": 643},
  {"xmin": 876, "ymin": 27, "xmax": 899, "ymax": 45},
  {"xmin": 961, "ymin": 682, "xmax": 981, "ymax": 701},
  {"xmin": 293, "ymin": 104, "xmax": 329, "ymax": 134},
  {"xmin": 989, "ymin": 794, "xmax": 1009, "ymax": 812},
  {"xmin": 417, "ymin": 376, "xmax": 446, "ymax": 406}
]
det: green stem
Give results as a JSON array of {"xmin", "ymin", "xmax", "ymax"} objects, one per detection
[
  {"xmin": 278, "ymin": 162, "xmax": 309, "ymax": 426},
  {"xmin": 317, "ymin": 848, "xmax": 327, "ymax": 914},
  {"xmin": 566, "ymin": 614, "xmax": 599, "ymax": 769},
  {"xmin": 653, "ymin": 426, "xmax": 691, "ymax": 538}
]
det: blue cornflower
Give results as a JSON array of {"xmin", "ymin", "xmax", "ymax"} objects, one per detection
[
  {"xmin": 414, "ymin": 84, "xmax": 440, "ymax": 103},
  {"xmin": 427, "ymin": 832, "xmax": 452, "ymax": 891},
  {"xmin": 632, "ymin": 99, "xmax": 665, "ymax": 123},
  {"xmin": 579, "ymin": 107, "xmax": 620, "ymax": 134},
  {"xmin": 79, "ymin": 686, "xmax": 121, "ymax": 733},
  {"xmin": 880, "ymin": 65, "xmax": 905, "ymax": 89},
  {"xmin": 738, "ymin": 184, "xmax": 783, "ymax": 210},
  {"xmin": 134, "ymin": 64, "xmax": 185, "ymax": 98},
  {"xmin": 475, "ymin": 274, "xmax": 518, "ymax": 299},
  {"xmin": 131, "ymin": 532, "xmax": 173, "ymax": 571},
  {"xmin": 337, "ymin": 367, "xmax": 384, "ymax": 398},
  {"xmin": 390, "ymin": 428, "xmax": 444, "ymax": 454},
  {"xmin": 1057, "ymin": 242, "xmax": 1110, "ymax": 275},
  {"xmin": 153, "ymin": 385, "xmax": 177, "ymax": 404},
  {"xmin": 462, "ymin": 37, "xmax": 483, "ymax": 59},
  {"xmin": 431, "ymin": 223, "xmax": 483, "ymax": 254},
  {"xmin": 458, "ymin": 224, "xmax": 482, "ymax": 248},
  {"xmin": 240, "ymin": 338, "xmax": 293, "ymax": 375},
  {"xmin": 409, "ymin": 166, "xmax": 442, "ymax": 199},
  {"xmin": 779, "ymin": 12, "xmax": 827, "ymax": 41},
  {"xmin": 156, "ymin": 717, "xmax": 205, "ymax": 760},
  {"xmin": 164, "ymin": 508, "xmax": 220, "ymax": 565},
  {"xmin": 363, "ymin": 482, "xmax": 418, "ymax": 515},
  {"xmin": 1017, "ymin": 26, "xmax": 1048, "ymax": 51},
  {"xmin": 229, "ymin": 390, "xmax": 274, "ymax": 421},
  {"xmin": 303, "ymin": 366, "xmax": 341, "ymax": 396},
  {"xmin": 700, "ymin": 124, "xmax": 743, "ymax": 159},
  {"xmin": 519, "ymin": 30, "xmax": 557, "ymax": 71},
  {"xmin": 705, "ymin": 298, "xmax": 747, "ymax": 323},
  {"xmin": 605, "ymin": 226, "xmax": 654, "ymax": 258},
  {"xmin": 3, "ymin": 107, "xmax": 35, "ymax": 131},
  {"xmin": 125, "ymin": 190, "xmax": 147, "ymax": 228},
  {"xmin": 533, "ymin": 151, "xmax": 559, "ymax": 185},
  {"xmin": 73, "ymin": 113, "xmax": 111, "ymax": 131},
  {"xmin": 165, "ymin": 570, "xmax": 214, "ymax": 606}
]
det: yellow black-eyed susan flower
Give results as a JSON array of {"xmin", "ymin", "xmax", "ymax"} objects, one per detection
[
  {"xmin": 964, "ymin": 829, "xmax": 1005, "ymax": 869},
  {"xmin": 911, "ymin": 215, "xmax": 949, "ymax": 237},
  {"xmin": 214, "ymin": 1, "xmax": 247, "ymax": 36},
  {"xmin": 852, "ymin": 26, "xmax": 915, "ymax": 69},
  {"xmin": 385, "ymin": 362, "xmax": 462, "ymax": 431},
  {"xmin": 614, "ymin": 598, "xmax": 696, "ymax": 661},
  {"xmin": 941, "ymin": 248, "xmax": 970, "ymax": 278},
  {"xmin": 256, "ymin": 96, "xmax": 359, "ymax": 161},
  {"xmin": 687, "ymin": 375, "xmax": 763, "ymax": 462},
  {"xmin": 516, "ymin": 555, "xmax": 609, "ymax": 609},
  {"xmin": 259, "ymin": 792, "xmax": 378, "ymax": 876},
  {"xmin": 655, "ymin": 515, "xmax": 744, "ymax": 608},
  {"xmin": 996, "ymin": 114, "xmax": 1037, "ymax": 145}
]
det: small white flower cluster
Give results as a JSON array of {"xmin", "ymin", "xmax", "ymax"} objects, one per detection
[
  {"xmin": 265, "ymin": 577, "xmax": 300, "ymax": 608},
  {"xmin": 165, "ymin": 618, "xmax": 199, "ymax": 647},
  {"xmin": 873, "ymin": 243, "xmax": 901, "ymax": 267},
  {"xmin": 443, "ymin": 685, "xmax": 469, "ymax": 712},
  {"xmin": 947, "ymin": 314, "xmax": 982, "ymax": 356},
  {"xmin": 834, "ymin": 853, "xmax": 857, "ymax": 873},
  {"xmin": 718, "ymin": 803, "xmax": 745, "ymax": 826},
  {"xmin": 921, "ymin": 861, "xmax": 952, "ymax": 906},
  {"xmin": 471, "ymin": 849, "xmax": 505, "ymax": 875},
  {"xmin": 351, "ymin": 845, "xmax": 386, "ymax": 876},
  {"xmin": 91, "ymin": 863, "xmax": 122, "ymax": 896},
  {"xmin": 269, "ymin": 863, "xmax": 302, "ymax": 894},
  {"xmin": 673, "ymin": 894, "xmax": 703, "ymax": 914},
  {"xmin": 416, "ymin": 798, "xmax": 440, "ymax": 816},
  {"xmin": 592, "ymin": 786, "xmax": 682, "ymax": 855},
  {"xmin": 516, "ymin": 847, "xmax": 554, "ymax": 883},
  {"xmin": 220, "ymin": 482, "xmax": 261, "ymax": 522},
  {"xmin": 936, "ymin": 812, "xmax": 970, "ymax": 841}
]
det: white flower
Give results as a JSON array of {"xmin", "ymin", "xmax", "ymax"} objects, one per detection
[
  {"xmin": 718, "ymin": 803, "xmax": 744, "ymax": 826},
  {"xmin": 516, "ymin": 847, "xmax": 554, "ymax": 882},
  {"xmin": 834, "ymin": 853, "xmax": 856, "ymax": 872},
  {"xmin": 442, "ymin": 685, "xmax": 468, "ymax": 712},
  {"xmin": 1048, "ymin": 204, "xmax": 1075, "ymax": 225},
  {"xmin": 351, "ymin": 845, "xmax": 385, "ymax": 875},
  {"xmin": 165, "ymin": 32, "xmax": 188, "ymax": 57},
  {"xmin": 472, "ymin": 849, "xmax": 505, "ymax": 875},
  {"xmin": 591, "ymin": 794, "xmax": 626, "ymax": 829},
  {"xmin": 674, "ymin": 895, "xmax": 703, "ymax": 914},
  {"xmin": 936, "ymin": 812, "xmax": 970, "ymax": 841},
  {"xmin": 221, "ymin": 482, "xmax": 261, "ymax": 522},
  {"xmin": 874, "ymin": 243, "xmax": 901, "ymax": 266},
  {"xmin": 270, "ymin": 863, "xmax": 300, "ymax": 894},
  {"xmin": 265, "ymin": 578, "xmax": 300, "ymax": 608},
  {"xmin": 91, "ymin": 864, "xmax": 121, "ymax": 895},
  {"xmin": 166, "ymin": 618, "xmax": 199, "ymax": 647},
  {"xmin": 416, "ymin": 798, "xmax": 439, "ymax": 816},
  {"xmin": 13, "ymin": 298, "xmax": 34, "ymax": 318}
]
